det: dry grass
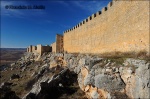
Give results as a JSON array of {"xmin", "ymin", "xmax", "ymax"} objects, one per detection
[{"xmin": 99, "ymin": 51, "xmax": 149, "ymax": 60}]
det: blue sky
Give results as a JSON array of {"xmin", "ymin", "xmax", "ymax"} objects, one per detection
[{"xmin": 1, "ymin": 0, "xmax": 111, "ymax": 48}]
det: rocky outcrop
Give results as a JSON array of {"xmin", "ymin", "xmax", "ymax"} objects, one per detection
[
  {"xmin": 121, "ymin": 59, "xmax": 150, "ymax": 98},
  {"xmin": 0, "ymin": 82, "xmax": 20, "ymax": 99},
  {"xmin": 2, "ymin": 52, "xmax": 149, "ymax": 99},
  {"xmin": 24, "ymin": 68, "xmax": 79, "ymax": 99},
  {"xmin": 64, "ymin": 54, "xmax": 150, "ymax": 99}
]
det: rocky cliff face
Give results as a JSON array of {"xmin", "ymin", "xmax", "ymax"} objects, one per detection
[
  {"xmin": 1, "ymin": 52, "xmax": 149, "ymax": 99},
  {"xmin": 64, "ymin": 54, "xmax": 149, "ymax": 99}
]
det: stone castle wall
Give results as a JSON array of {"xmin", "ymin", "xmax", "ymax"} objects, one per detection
[
  {"xmin": 27, "ymin": 44, "xmax": 52, "ymax": 55},
  {"xmin": 51, "ymin": 42, "xmax": 56, "ymax": 53},
  {"xmin": 42, "ymin": 46, "xmax": 52, "ymax": 53},
  {"xmin": 64, "ymin": 0, "xmax": 149, "ymax": 54},
  {"xmin": 32, "ymin": 46, "xmax": 37, "ymax": 52},
  {"xmin": 27, "ymin": 34, "xmax": 63, "ymax": 54},
  {"xmin": 29, "ymin": 45, "xmax": 32, "ymax": 52},
  {"xmin": 50, "ymin": 34, "xmax": 63, "ymax": 53},
  {"xmin": 56, "ymin": 34, "xmax": 63, "ymax": 53}
]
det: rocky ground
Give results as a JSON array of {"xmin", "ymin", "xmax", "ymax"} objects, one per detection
[
  {"xmin": 0, "ymin": 52, "xmax": 150, "ymax": 99},
  {"xmin": 65, "ymin": 53, "xmax": 150, "ymax": 98},
  {"xmin": 0, "ymin": 52, "xmax": 87, "ymax": 99}
]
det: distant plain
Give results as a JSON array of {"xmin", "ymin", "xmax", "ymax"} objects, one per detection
[{"xmin": 0, "ymin": 48, "xmax": 26, "ymax": 66}]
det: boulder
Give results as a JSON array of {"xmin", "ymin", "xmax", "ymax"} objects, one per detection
[
  {"xmin": 24, "ymin": 68, "xmax": 78, "ymax": 99},
  {"xmin": 95, "ymin": 74, "xmax": 125, "ymax": 92}
]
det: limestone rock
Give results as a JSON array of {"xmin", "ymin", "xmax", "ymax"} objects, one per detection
[
  {"xmin": 84, "ymin": 73, "xmax": 94, "ymax": 86},
  {"xmin": 91, "ymin": 90, "xmax": 99, "ymax": 99},
  {"xmin": 95, "ymin": 74, "xmax": 125, "ymax": 92}
]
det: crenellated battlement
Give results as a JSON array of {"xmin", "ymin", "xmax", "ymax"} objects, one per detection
[
  {"xmin": 64, "ymin": 1, "xmax": 115, "ymax": 34},
  {"xmin": 64, "ymin": 0, "xmax": 149, "ymax": 54},
  {"xmin": 28, "ymin": 0, "xmax": 149, "ymax": 55}
]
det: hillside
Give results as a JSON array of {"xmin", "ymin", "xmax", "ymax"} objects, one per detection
[{"xmin": 0, "ymin": 52, "xmax": 149, "ymax": 99}]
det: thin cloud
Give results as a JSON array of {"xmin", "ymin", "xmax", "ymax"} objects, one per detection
[
  {"xmin": 54, "ymin": 1, "xmax": 69, "ymax": 7},
  {"xmin": 60, "ymin": 24, "xmax": 71, "ymax": 28},
  {"xmin": 71, "ymin": 1, "xmax": 108, "ymax": 14}
]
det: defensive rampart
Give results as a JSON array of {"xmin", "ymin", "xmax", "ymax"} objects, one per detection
[
  {"xmin": 27, "ymin": 44, "xmax": 52, "ymax": 55},
  {"xmin": 64, "ymin": 0, "xmax": 149, "ymax": 54},
  {"xmin": 51, "ymin": 42, "xmax": 56, "ymax": 53},
  {"xmin": 27, "ymin": 33, "xmax": 64, "ymax": 54},
  {"xmin": 56, "ymin": 34, "xmax": 63, "ymax": 53}
]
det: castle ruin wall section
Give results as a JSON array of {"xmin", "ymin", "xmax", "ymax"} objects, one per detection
[
  {"xmin": 51, "ymin": 42, "xmax": 56, "ymax": 53},
  {"xmin": 64, "ymin": 1, "xmax": 149, "ymax": 54},
  {"xmin": 56, "ymin": 34, "xmax": 63, "ymax": 53}
]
